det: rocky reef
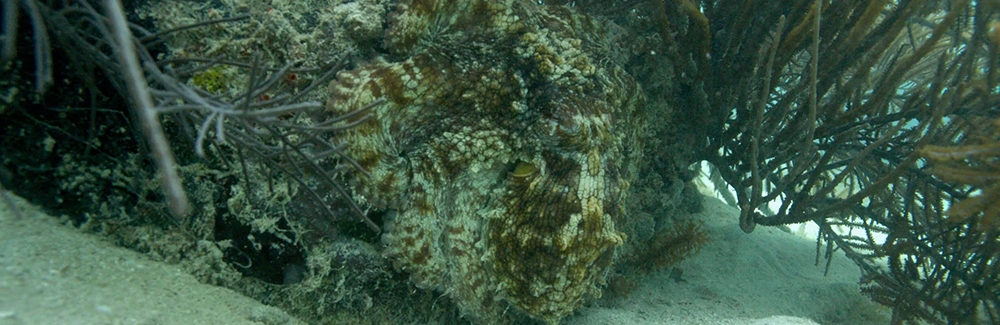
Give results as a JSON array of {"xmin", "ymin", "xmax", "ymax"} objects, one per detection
[
  {"xmin": 326, "ymin": 0, "xmax": 646, "ymax": 323},
  {"xmin": 5, "ymin": 0, "xmax": 991, "ymax": 323}
]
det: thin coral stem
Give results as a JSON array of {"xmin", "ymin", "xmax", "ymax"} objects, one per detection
[{"xmin": 106, "ymin": 0, "xmax": 190, "ymax": 218}]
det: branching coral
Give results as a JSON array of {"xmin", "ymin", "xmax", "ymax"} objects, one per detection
[
  {"xmin": 1, "ymin": 0, "xmax": 382, "ymax": 298},
  {"xmin": 644, "ymin": 0, "xmax": 999, "ymax": 323},
  {"xmin": 919, "ymin": 117, "xmax": 1000, "ymax": 230}
]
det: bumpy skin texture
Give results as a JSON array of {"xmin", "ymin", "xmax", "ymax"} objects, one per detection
[{"xmin": 326, "ymin": 0, "xmax": 646, "ymax": 323}]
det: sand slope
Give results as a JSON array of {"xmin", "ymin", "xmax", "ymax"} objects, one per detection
[
  {"xmin": 0, "ymin": 190, "xmax": 885, "ymax": 325},
  {"xmin": 569, "ymin": 197, "xmax": 887, "ymax": 325},
  {"xmin": 0, "ymin": 192, "xmax": 303, "ymax": 325}
]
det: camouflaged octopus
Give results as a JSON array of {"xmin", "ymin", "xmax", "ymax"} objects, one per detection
[{"xmin": 327, "ymin": 0, "xmax": 645, "ymax": 323}]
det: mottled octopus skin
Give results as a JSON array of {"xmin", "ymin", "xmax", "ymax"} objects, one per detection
[{"xmin": 326, "ymin": 1, "xmax": 646, "ymax": 324}]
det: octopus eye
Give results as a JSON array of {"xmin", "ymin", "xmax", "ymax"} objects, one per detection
[
  {"xmin": 512, "ymin": 160, "xmax": 536, "ymax": 178},
  {"xmin": 555, "ymin": 116, "xmax": 580, "ymax": 136}
]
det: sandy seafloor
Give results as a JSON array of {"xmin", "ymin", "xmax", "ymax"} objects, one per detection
[{"xmin": 0, "ymin": 190, "xmax": 887, "ymax": 325}]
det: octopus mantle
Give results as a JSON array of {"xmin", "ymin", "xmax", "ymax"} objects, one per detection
[{"xmin": 327, "ymin": 1, "xmax": 645, "ymax": 323}]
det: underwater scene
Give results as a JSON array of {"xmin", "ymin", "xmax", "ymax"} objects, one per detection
[{"xmin": 0, "ymin": 0, "xmax": 997, "ymax": 324}]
